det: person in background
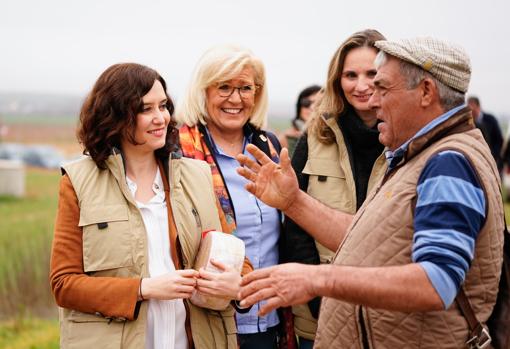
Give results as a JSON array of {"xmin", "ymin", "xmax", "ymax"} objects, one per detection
[
  {"xmin": 50, "ymin": 63, "xmax": 247, "ymax": 349},
  {"xmin": 468, "ymin": 95, "xmax": 503, "ymax": 174},
  {"xmin": 282, "ymin": 29, "xmax": 387, "ymax": 349},
  {"xmin": 237, "ymin": 37, "xmax": 503, "ymax": 349},
  {"xmin": 278, "ymin": 85, "xmax": 321, "ymax": 156},
  {"xmin": 176, "ymin": 45, "xmax": 294, "ymax": 349}
]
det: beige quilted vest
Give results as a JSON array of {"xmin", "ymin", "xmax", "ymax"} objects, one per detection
[
  {"xmin": 293, "ymin": 115, "xmax": 387, "ymax": 340},
  {"xmin": 314, "ymin": 110, "xmax": 504, "ymax": 349},
  {"xmin": 59, "ymin": 152, "xmax": 238, "ymax": 349}
]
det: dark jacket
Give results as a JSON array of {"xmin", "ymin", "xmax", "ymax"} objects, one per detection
[{"xmin": 476, "ymin": 111, "xmax": 503, "ymax": 172}]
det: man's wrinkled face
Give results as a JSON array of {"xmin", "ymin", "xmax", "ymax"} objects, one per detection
[{"xmin": 368, "ymin": 57, "xmax": 422, "ymax": 151}]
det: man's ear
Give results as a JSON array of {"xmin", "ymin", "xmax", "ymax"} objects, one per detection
[{"xmin": 420, "ymin": 78, "xmax": 439, "ymax": 107}]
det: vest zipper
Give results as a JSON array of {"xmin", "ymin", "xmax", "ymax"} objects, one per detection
[
  {"xmin": 359, "ymin": 306, "xmax": 370, "ymax": 348},
  {"xmin": 163, "ymin": 160, "xmax": 195, "ymax": 348}
]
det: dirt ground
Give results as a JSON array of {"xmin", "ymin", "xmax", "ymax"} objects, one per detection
[{"xmin": 2, "ymin": 123, "xmax": 82, "ymax": 156}]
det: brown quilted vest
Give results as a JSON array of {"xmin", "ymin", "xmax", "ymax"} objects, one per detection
[{"xmin": 314, "ymin": 108, "xmax": 504, "ymax": 349}]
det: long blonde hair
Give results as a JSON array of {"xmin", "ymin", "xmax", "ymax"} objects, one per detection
[{"xmin": 309, "ymin": 29, "xmax": 386, "ymax": 144}]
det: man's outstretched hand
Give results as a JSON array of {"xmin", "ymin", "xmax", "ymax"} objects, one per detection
[
  {"xmin": 236, "ymin": 145, "xmax": 299, "ymax": 211},
  {"xmin": 238, "ymin": 263, "xmax": 320, "ymax": 316}
]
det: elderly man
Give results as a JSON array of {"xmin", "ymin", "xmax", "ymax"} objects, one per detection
[{"xmin": 236, "ymin": 38, "xmax": 504, "ymax": 348}]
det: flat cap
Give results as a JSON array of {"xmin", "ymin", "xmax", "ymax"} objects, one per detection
[{"xmin": 375, "ymin": 37, "xmax": 471, "ymax": 93}]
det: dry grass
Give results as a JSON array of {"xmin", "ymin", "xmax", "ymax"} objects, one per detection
[{"xmin": 5, "ymin": 124, "xmax": 81, "ymax": 155}]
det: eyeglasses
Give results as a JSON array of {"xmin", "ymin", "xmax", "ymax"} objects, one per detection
[{"xmin": 216, "ymin": 83, "xmax": 258, "ymax": 98}]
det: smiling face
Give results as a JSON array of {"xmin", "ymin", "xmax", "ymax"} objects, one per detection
[
  {"xmin": 205, "ymin": 66, "xmax": 256, "ymax": 137},
  {"xmin": 340, "ymin": 46, "xmax": 378, "ymax": 123},
  {"xmin": 121, "ymin": 79, "xmax": 170, "ymax": 157}
]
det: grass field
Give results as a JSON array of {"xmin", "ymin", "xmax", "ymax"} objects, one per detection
[
  {"xmin": 0, "ymin": 167, "xmax": 61, "ymax": 347},
  {"xmin": 0, "ymin": 318, "xmax": 59, "ymax": 349},
  {"xmin": 1, "ymin": 115, "xmax": 81, "ymax": 156},
  {"xmin": 0, "ymin": 168, "xmax": 60, "ymax": 319},
  {"xmin": 1, "ymin": 115, "xmax": 78, "ymax": 126}
]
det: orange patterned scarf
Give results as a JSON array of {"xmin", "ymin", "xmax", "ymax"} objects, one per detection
[{"xmin": 179, "ymin": 124, "xmax": 237, "ymax": 234}]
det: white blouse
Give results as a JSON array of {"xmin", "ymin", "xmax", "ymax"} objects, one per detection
[{"xmin": 126, "ymin": 169, "xmax": 188, "ymax": 349}]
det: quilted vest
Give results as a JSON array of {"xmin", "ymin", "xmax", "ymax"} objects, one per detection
[
  {"xmin": 293, "ymin": 115, "xmax": 387, "ymax": 340},
  {"xmin": 59, "ymin": 152, "xmax": 238, "ymax": 349},
  {"xmin": 314, "ymin": 109, "xmax": 504, "ymax": 349}
]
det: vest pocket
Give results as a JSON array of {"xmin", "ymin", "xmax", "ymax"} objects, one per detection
[
  {"xmin": 303, "ymin": 158, "xmax": 353, "ymax": 211},
  {"xmin": 302, "ymin": 158, "xmax": 345, "ymax": 179},
  {"xmin": 79, "ymin": 204, "xmax": 134, "ymax": 273},
  {"xmin": 66, "ymin": 310, "xmax": 124, "ymax": 348}
]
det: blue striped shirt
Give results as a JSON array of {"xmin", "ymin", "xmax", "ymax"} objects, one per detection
[
  {"xmin": 413, "ymin": 150, "xmax": 485, "ymax": 308},
  {"xmin": 385, "ymin": 105, "xmax": 486, "ymax": 308}
]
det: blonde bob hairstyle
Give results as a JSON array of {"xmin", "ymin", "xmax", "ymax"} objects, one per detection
[
  {"xmin": 309, "ymin": 29, "xmax": 386, "ymax": 144},
  {"xmin": 176, "ymin": 44, "xmax": 268, "ymax": 129}
]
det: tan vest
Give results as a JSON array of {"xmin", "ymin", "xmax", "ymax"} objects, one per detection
[
  {"xmin": 314, "ymin": 110, "xmax": 504, "ymax": 348},
  {"xmin": 293, "ymin": 115, "xmax": 387, "ymax": 340},
  {"xmin": 59, "ymin": 153, "xmax": 237, "ymax": 349}
]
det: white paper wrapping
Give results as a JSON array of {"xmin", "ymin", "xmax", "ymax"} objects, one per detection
[{"xmin": 190, "ymin": 230, "xmax": 245, "ymax": 310}]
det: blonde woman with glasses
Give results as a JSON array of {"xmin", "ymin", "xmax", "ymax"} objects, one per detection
[{"xmin": 177, "ymin": 45, "xmax": 295, "ymax": 349}]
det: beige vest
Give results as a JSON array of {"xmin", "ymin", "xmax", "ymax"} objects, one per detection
[
  {"xmin": 314, "ymin": 111, "xmax": 504, "ymax": 348},
  {"xmin": 59, "ymin": 153, "xmax": 237, "ymax": 349},
  {"xmin": 293, "ymin": 115, "xmax": 387, "ymax": 340}
]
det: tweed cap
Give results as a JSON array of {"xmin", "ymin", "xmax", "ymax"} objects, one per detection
[{"xmin": 375, "ymin": 37, "xmax": 471, "ymax": 93}]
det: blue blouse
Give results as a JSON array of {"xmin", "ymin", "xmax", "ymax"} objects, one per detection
[{"xmin": 206, "ymin": 129, "xmax": 280, "ymax": 334}]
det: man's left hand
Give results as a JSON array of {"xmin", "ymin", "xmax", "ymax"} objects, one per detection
[{"xmin": 238, "ymin": 263, "xmax": 318, "ymax": 316}]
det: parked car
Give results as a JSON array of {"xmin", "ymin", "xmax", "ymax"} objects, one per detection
[{"xmin": 0, "ymin": 143, "xmax": 65, "ymax": 169}]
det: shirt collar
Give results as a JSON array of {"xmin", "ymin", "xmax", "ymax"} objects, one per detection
[
  {"xmin": 126, "ymin": 167, "xmax": 165, "ymax": 203},
  {"xmin": 204, "ymin": 125, "xmax": 253, "ymax": 158},
  {"xmin": 385, "ymin": 104, "xmax": 466, "ymax": 171}
]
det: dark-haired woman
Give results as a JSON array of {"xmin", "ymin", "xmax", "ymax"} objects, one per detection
[
  {"xmin": 283, "ymin": 29, "xmax": 388, "ymax": 349},
  {"xmin": 278, "ymin": 85, "xmax": 321, "ymax": 156},
  {"xmin": 49, "ymin": 63, "xmax": 249, "ymax": 349}
]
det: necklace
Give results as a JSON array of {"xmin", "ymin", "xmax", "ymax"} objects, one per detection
[
  {"xmin": 216, "ymin": 137, "xmax": 244, "ymax": 156},
  {"xmin": 207, "ymin": 127, "xmax": 244, "ymax": 155}
]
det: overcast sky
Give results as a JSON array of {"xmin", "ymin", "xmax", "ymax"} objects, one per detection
[{"xmin": 2, "ymin": 0, "xmax": 509, "ymax": 117}]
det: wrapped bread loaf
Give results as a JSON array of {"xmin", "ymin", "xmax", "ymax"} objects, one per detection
[{"xmin": 190, "ymin": 230, "xmax": 245, "ymax": 310}]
